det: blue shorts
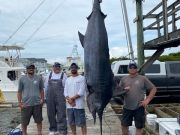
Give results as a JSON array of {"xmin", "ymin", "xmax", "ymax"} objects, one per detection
[
  {"xmin": 121, "ymin": 106, "xmax": 145, "ymax": 129},
  {"xmin": 67, "ymin": 108, "xmax": 86, "ymax": 127}
]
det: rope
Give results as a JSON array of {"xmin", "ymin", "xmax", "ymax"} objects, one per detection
[
  {"xmin": 28, "ymin": 34, "xmax": 62, "ymax": 44},
  {"xmin": 23, "ymin": 0, "xmax": 67, "ymax": 46},
  {"xmin": 3, "ymin": 0, "xmax": 46, "ymax": 45},
  {"xmin": 103, "ymin": 109, "xmax": 112, "ymax": 135},
  {"xmin": 119, "ymin": 0, "xmax": 131, "ymax": 60},
  {"xmin": 120, "ymin": 0, "xmax": 135, "ymax": 61}
]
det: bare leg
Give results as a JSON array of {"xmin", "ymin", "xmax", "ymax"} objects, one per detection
[
  {"xmin": 37, "ymin": 122, "xmax": 42, "ymax": 135},
  {"xmin": 121, "ymin": 125, "xmax": 129, "ymax": 135},
  {"xmin": 70, "ymin": 125, "xmax": 76, "ymax": 135},
  {"xmin": 135, "ymin": 128, "xmax": 143, "ymax": 135},
  {"xmin": 21, "ymin": 124, "xmax": 27, "ymax": 135},
  {"xmin": 81, "ymin": 126, "xmax": 87, "ymax": 135}
]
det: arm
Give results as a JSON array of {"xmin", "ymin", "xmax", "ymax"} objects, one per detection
[
  {"xmin": 40, "ymin": 90, "xmax": 44, "ymax": 104},
  {"xmin": 117, "ymin": 77, "xmax": 130, "ymax": 96},
  {"xmin": 144, "ymin": 87, "xmax": 157, "ymax": 105},
  {"xmin": 140, "ymin": 77, "xmax": 157, "ymax": 107},
  {"xmin": 64, "ymin": 79, "xmax": 75, "ymax": 106},
  {"xmin": 17, "ymin": 91, "xmax": 23, "ymax": 109},
  {"xmin": 64, "ymin": 79, "xmax": 68, "ymax": 98},
  {"xmin": 62, "ymin": 73, "xmax": 67, "ymax": 87},
  {"xmin": 71, "ymin": 94, "xmax": 81, "ymax": 100},
  {"xmin": 44, "ymin": 74, "xmax": 49, "ymax": 99},
  {"xmin": 17, "ymin": 78, "xmax": 23, "ymax": 108},
  {"xmin": 71, "ymin": 77, "xmax": 86, "ymax": 100},
  {"xmin": 39, "ymin": 76, "xmax": 45, "ymax": 104}
]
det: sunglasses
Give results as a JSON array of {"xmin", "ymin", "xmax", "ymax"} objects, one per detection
[
  {"xmin": 27, "ymin": 67, "xmax": 35, "ymax": 69},
  {"xmin": 129, "ymin": 66, "xmax": 137, "ymax": 69}
]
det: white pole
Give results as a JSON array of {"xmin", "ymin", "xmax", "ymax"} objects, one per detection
[{"xmin": 121, "ymin": 0, "xmax": 135, "ymax": 61}]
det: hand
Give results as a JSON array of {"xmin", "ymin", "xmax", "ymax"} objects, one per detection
[
  {"xmin": 139, "ymin": 99, "xmax": 150, "ymax": 108},
  {"xmin": 67, "ymin": 97, "xmax": 76, "ymax": 107},
  {"xmin": 40, "ymin": 99, "xmax": 44, "ymax": 105},
  {"xmin": 124, "ymin": 86, "xmax": 130, "ymax": 91},
  {"xmin": 18, "ymin": 102, "xmax": 24, "ymax": 109}
]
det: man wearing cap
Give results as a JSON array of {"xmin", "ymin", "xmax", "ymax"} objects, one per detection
[
  {"xmin": 64, "ymin": 63, "xmax": 87, "ymax": 135},
  {"xmin": 17, "ymin": 64, "xmax": 44, "ymax": 135},
  {"xmin": 119, "ymin": 62, "xmax": 157, "ymax": 135},
  {"xmin": 44, "ymin": 62, "xmax": 67, "ymax": 135}
]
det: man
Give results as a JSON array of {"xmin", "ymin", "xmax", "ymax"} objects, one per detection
[
  {"xmin": 119, "ymin": 62, "xmax": 157, "ymax": 135},
  {"xmin": 44, "ymin": 62, "xmax": 67, "ymax": 135},
  {"xmin": 17, "ymin": 64, "xmax": 44, "ymax": 135},
  {"xmin": 64, "ymin": 63, "xmax": 87, "ymax": 135}
]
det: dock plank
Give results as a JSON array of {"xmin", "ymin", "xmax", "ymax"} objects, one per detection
[{"xmin": 27, "ymin": 104, "xmax": 122, "ymax": 135}]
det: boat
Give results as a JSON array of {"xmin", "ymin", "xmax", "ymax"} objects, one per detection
[{"xmin": 0, "ymin": 45, "xmax": 25, "ymax": 103}]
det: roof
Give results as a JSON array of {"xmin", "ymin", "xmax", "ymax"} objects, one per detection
[{"xmin": 0, "ymin": 45, "xmax": 24, "ymax": 51}]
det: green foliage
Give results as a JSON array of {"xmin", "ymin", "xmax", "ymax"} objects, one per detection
[
  {"xmin": 110, "ymin": 52, "xmax": 180, "ymax": 64},
  {"xmin": 158, "ymin": 51, "xmax": 180, "ymax": 62},
  {"xmin": 110, "ymin": 56, "xmax": 129, "ymax": 64}
]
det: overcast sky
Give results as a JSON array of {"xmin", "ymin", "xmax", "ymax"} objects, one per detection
[{"xmin": 0, "ymin": 0, "xmax": 179, "ymax": 64}]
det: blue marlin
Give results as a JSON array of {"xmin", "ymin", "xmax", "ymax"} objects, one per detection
[{"xmin": 78, "ymin": 0, "xmax": 113, "ymax": 134}]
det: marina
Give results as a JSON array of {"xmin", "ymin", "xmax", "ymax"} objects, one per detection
[{"xmin": 0, "ymin": 0, "xmax": 179, "ymax": 135}]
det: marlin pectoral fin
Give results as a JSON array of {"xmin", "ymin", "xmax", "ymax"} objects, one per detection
[
  {"xmin": 101, "ymin": 12, "xmax": 107, "ymax": 19},
  {"xmin": 78, "ymin": 31, "xmax": 84, "ymax": 47},
  {"xmin": 87, "ymin": 85, "xmax": 94, "ymax": 93}
]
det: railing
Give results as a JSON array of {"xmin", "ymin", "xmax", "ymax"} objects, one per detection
[{"xmin": 143, "ymin": 0, "xmax": 180, "ymax": 39}]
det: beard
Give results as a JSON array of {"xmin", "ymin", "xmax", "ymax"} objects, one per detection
[{"xmin": 71, "ymin": 70, "xmax": 77, "ymax": 74}]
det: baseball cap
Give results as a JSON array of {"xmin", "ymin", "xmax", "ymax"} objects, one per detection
[
  {"xmin": 128, "ymin": 62, "xmax": 137, "ymax": 69},
  {"xmin": 53, "ymin": 62, "xmax": 61, "ymax": 68},
  {"xmin": 70, "ymin": 63, "xmax": 79, "ymax": 69},
  {"xmin": 26, "ymin": 63, "xmax": 35, "ymax": 69}
]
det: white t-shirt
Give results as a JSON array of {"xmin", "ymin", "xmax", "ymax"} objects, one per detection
[{"xmin": 64, "ymin": 75, "xmax": 86, "ymax": 109}]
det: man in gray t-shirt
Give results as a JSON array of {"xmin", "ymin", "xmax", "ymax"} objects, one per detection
[
  {"xmin": 119, "ymin": 62, "xmax": 157, "ymax": 135},
  {"xmin": 17, "ymin": 64, "xmax": 44, "ymax": 135}
]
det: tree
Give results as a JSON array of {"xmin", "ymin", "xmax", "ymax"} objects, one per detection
[
  {"xmin": 110, "ymin": 56, "xmax": 129, "ymax": 64},
  {"xmin": 158, "ymin": 51, "xmax": 180, "ymax": 61}
]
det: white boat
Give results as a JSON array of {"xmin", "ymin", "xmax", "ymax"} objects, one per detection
[{"xmin": 0, "ymin": 45, "xmax": 25, "ymax": 103}]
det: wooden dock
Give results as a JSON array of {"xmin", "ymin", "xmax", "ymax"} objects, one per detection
[{"xmin": 27, "ymin": 104, "xmax": 122, "ymax": 135}]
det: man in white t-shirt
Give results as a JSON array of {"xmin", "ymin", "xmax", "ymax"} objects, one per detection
[{"xmin": 64, "ymin": 63, "xmax": 87, "ymax": 135}]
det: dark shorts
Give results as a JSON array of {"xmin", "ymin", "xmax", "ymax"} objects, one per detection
[
  {"xmin": 121, "ymin": 106, "xmax": 145, "ymax": 129},
  {"xmin": 67, "ymin": 108, "xmax": 86, "ymax": 127},
  {"xmin": 21, "ymin": 104, "xmax": 43, "ymax": 126}
]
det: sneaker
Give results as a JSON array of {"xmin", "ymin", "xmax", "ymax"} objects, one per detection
[
  {"xmin": 55, "ymin": 131, "xmax": 67, "ymax": 135},
  {"xmin": 49, "ymin": 131, "xmax": 55, "ymax": 135},
  {"xmin": 54, "ymin": 131, "xmax": 59, "ymax": 135}
]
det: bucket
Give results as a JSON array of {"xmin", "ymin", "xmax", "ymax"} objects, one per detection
[{"xmin": 146, "ymin": 114, "xmax": 157, "ymax": 129}]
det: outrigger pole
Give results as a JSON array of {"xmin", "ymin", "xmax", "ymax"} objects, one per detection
[{"xmin": 120, "ymin": 0, "xmax": 135, "ymax": 61}]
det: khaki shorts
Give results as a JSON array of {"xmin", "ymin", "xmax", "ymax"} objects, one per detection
[{"xmin": 21, "ymin": 104, "xmax": 43, "ymax": 126}]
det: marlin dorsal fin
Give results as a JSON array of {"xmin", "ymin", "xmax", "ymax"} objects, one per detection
[{"xmin": 78, "ymin": 31, "xmax": 85, "ymax": 48}]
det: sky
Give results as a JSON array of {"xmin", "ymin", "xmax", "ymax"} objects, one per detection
[{"xmin": 0, "ymin": 0, "xmax": 179, "ymax": 64}]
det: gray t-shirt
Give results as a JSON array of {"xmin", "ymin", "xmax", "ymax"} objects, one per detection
[
  {"xmin": 18, "ymin": 74, "xmax": 44, "ymax": 106},
  {"xmin": 119, "ymin": 74, "xmax": 155, "ymax": 110}
]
